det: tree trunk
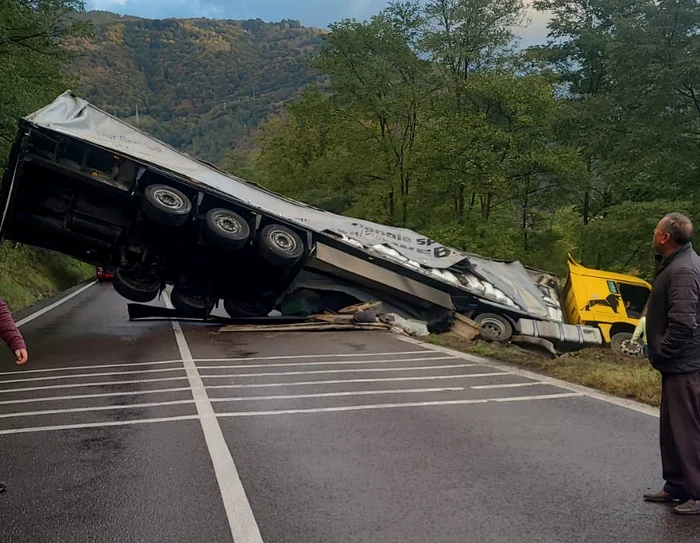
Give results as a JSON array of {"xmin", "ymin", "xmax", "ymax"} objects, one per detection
[
  {"xmin": 457, "ymin": 182, "xmax": 465, "ymax": 222},
  {"xmin": 388, "ymin": 188, "xmax": 395, "ymax": 225},
  {"xmin": 522, "ymin": 191, "xmax": 529, "ymax": 252}
]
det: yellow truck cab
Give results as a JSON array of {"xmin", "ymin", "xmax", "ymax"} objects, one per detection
[{"xmin": 562, "ymin": 254, "xmax": 651, "ymax": 354}]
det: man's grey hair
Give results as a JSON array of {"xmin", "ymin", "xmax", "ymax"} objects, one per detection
[{"xmin": 662, "ymin": 212, "xmax": 694, "ymax": 245}]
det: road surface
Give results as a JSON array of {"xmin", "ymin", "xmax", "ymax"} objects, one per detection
[{"xmin": 0, "ymin": 283, "xmax": 695, "ymax": 542}]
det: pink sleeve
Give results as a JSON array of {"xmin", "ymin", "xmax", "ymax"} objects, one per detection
[{"xmin": 0, "ymin": 297, "xmax": 25, "ymax": 352}]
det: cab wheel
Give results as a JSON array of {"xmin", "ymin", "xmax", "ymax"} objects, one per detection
[
  {"xmin": 611, "ymin": 332, "xmax": 643, "ymax": 358},
  {"xmin": 475, "ymin": 313, "xmax": 513, "ymax": 343}
]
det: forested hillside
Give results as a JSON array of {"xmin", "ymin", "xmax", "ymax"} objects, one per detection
[{"xmin": 69, "ymin": 11, "xmax": 324, "ymax": 162}]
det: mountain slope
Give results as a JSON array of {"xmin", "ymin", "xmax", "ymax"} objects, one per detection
[{"xmin": 69, "ymin": 12, "xmax": 324, "ymax": 163}]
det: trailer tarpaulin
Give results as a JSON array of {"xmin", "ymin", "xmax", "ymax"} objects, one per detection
[{"xmin": 24, "ymin": 92, "xmax": 467, "ymax": 269}]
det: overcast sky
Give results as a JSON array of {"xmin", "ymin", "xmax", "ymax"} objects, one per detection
[{"xmin": 86, "ymin": 0, "xmax": 551, "ymax": 46}]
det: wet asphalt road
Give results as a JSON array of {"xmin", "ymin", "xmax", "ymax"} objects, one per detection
[{"xmin": 0, "ymin": 283, "xmax": 697, "ymax": 542}]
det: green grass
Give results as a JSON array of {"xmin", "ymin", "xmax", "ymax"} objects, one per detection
[
  {"xmin": 427, "ymin": 333, "xmax": 662, "ymax": 407},
  {"xmin": 0, "ymin": 242, "xmax": 93, "ymax": 312}
]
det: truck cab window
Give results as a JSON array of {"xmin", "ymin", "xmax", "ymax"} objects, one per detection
[{"xmin": 618, "ymin": 283, "xmax": 650, "ymax": 319}]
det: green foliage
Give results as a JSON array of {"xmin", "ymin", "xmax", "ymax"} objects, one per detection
[
  {"xmin": 0, "ymin": 0, "xmax": 91, "ymax": 163},
  {"xmin": 69, "ymin": 14, "xmax": 324, "ymax": 163},
  {"xmin": 0, "ymin": 1, "xmax": 94, "ymax": 310},
  {"xmin": 0, "ymin": 243, "xmax": 92, "ymax": 312},
  {"xmin": 241, "ymin": 0, "xmax": 700, "ymax": 279}
]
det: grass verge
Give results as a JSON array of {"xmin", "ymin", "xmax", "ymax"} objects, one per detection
[
  {"xmin": 427, "ymin": 333, "xmax": 661, "ymax": 408},
  {"xmin": 0, "ymin": 243, "xmax": 93, "ymax": 312}
]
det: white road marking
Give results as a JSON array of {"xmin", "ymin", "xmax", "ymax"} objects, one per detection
[
  {"xmin": 0, "ymin": 415, "xmax": 199, "ymax": 436},
  {"xmin": 0, "ymin": 388, "xmax": 192, "ymax": 406},
  {"xmin": 164, "ymin": 292, "xmax": 264, "ymax": 543},
  {"xmin": 197, "ymin": 355, "xmax": 457, "ymax": 370},
  {"xmin": 396, "ymin": 336, "xmax": 661, "ymax": 418},
  {"xmin": 471, "ymin": 382, "xmax": 547, "ymax": 390},
  {"xmin": 209, "ymin": 387, "xmax": 465, "ymax": 403},
  {"xmin": 0, "ymin": 376, "xmax": 189, "ymax": 394},
  {"xmin": 0, "ymin": 400, "xmax": 195, "ymax": 419},
  {"xmin": 16, "ymin": 281, "xmax": 97, "ymax": 327},
  {"xmin": 0, "ymin": 359, "xmax": 184, "ymax": 377},
  {"xmin": 207, "ymin": 372, "xmax": 505, "ymax": 390},
  {"xmin": 200, "ymin": 363, "xmax": 476, "ymax": 379},
  {"xmin": 194, "ymin": 350, "xmax": 436, "ymax": 363},
  {"xmin": 0, "ymin": 366, "xmax": 186, "ymax": 385},
  {"xmin": 216, "ymin": 392, "xmax": 585, "ymax": 417},
  {"xmin": 0, "ymin": 354, "xmax": 449, "ymax": 378}
]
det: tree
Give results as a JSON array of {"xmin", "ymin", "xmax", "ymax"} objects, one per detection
[
  {"xmin": 604, "ymin": 0, "xmax": 700, "ymax": 201},
  {"xmin": 0, "ymin": 0, "xmax": 91, "ymax": 162},
  {"xmin": 311, "ymin": 11, "xmax": 433, "ymax": 225},
  {"xmin": 422, "ymin": 0, "xmax": 525, "ymax": 82},
  {"xmin": 529, "ymin": 0, "xmax": 644, "ymax": 267},
  {"xmin": 414, "ymin": 69, "xmax": 583, "ymax": 255}
]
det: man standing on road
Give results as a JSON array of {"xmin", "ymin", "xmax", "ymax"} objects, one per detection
[
  {"xmin": 0, "ymin": 296, "xmax": 28, "ymax": 493},
  {"xmin": 643, "ymin": 212, "xmax": 700, "ymax": 514}
]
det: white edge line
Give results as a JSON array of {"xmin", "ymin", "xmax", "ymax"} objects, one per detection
[
  {"xmin": 0, "ymin": 399, "xmax": 195, "ymax": 419},
  {"xmin": 209, "ymin": 387, "xmax": 465, "ymax": 402},
  {"xmin": 164, "ymin": 291, "xmax": 264, "ymax": 543},
  {"xmin": 215, "ymin": 392, "xmax": 584, "ymax": 417},
  {"xmin": 0, "ymin": 415, "xmax": 199, "ymax": 436},
  {"xmin": 199, "ymin": 363, "xmax": 475, "ymax": 379},
  {"xmin": 16, "ymin": 281, "xmax": 97, "ymax": 327},
  {"xmin": 206, "ymin": 372, "xmax": 505, "ymax": 389},
  {"xmin": 395, "ymin": 336, "xmax": 660, "ymax": 418},
  {"xmin": 196, "ymin": 355, "xmax": 457, "ymax": 370},
  {"xmin": 0, "ymin": 387, "xmax": 193, "ymax": 406}
]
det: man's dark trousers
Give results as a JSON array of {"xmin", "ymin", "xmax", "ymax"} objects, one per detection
[{"xmin": 661, "ymin": 371, "xmax": 700, "ymax": 498}]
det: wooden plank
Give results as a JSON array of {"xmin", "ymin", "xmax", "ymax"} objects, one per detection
[
  {"xmin": 451, "ymin": 313, "xmax": 481, "ymax": 341},
  {"xmin": 337, "ymin": 301, "xmax": 383, "ymax": 315},
  {"xmin": 219, "ymin": 322, "xmax": 391, "ymax": 333},
  {"xmin": 313, "ymin": 314, "xmax": 356, "ymax": 324}
]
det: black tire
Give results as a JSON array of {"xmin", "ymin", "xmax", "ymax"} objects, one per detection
[
  {"xmin": 475, "ymin": 313, "xmax": 513, "ymax": 343},
  {"xmin": 224, "ymin": 297, "xmax": 272, "ymax": 318},
  {"xmin": 170, "ymin": 288, "xmax": 215, "ymax": 318},
  {"xmin": 203, "ymin": 208, "xmax": 251, "ymax": 251},
  {"xmin": 611, "ymin": 332, "xmax": 643, "ymax": 358},
  {"xmin": 142, "ymin": 184, "xmax": 192, "ymax": 227},
  {"xmin": 113, "ymin": 266, "xmax": 161, "ymax": 303},
  {"xmin": 257, "ymin": 224, "xmax": 304, "ymax": 268}
]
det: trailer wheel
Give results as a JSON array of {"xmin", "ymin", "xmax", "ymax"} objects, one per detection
[
  {"xmin": 142, "ymin": 184, "xmax": 192, "ymax": 227},
  {"xmin": 224, "ymin": 297, "xmax": 272, "ymax": 318},
  {"xmin": 113, "ymin": 266, "xmax": 160, "ymax": 303},
  {"xmin": 203, "ymin": 208, "xmax": 250, "ymax": 251},
  {"xmin": 475, "ymin": 313, "xmax": 513, "ymax": 343},
  {"xmin": 170, "ymin": 288, "xmax": 214, "ymax": 318},
  {"xmin": 611, "ymin": 332, "xmax": 643, "ymax": 358},
  {"xmin": 257, "ymin": 224, "xmax": 303, "ymax": 268}
]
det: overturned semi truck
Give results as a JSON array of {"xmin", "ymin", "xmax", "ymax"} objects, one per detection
[{"xmin": 0, "ymin": 92, "xmax": 604, "ymax": 351}]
